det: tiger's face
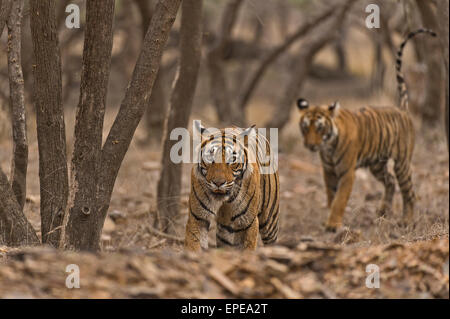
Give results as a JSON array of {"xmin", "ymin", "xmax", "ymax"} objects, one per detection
[
  {"xmin": 297, "ymin": 98, "xmax": 339, "ymax": 152},
  {"xmin": 195, "ymin": 123, "xmax": 254, "ymax": 198}
]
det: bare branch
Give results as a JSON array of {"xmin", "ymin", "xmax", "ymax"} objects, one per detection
[
  {"xmin": 266, "ymin": 0, "xmax": 357, "ymax": 130},
  {"xmin": 238, "ymin": 4, "xmax": 337, "ymax": 111}
]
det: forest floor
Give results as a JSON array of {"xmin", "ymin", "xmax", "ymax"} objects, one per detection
[{"xmin": 0, "ymin": 93, "xmax": 448, "ymax": 298}]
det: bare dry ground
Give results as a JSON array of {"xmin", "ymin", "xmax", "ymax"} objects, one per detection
[
  {"xmin": 0, "ymin": 96, "xmax": 448, "ymax": 298},
  {"xmin": 0, "ymin": 239, "xmax": 448, "ymax": 298}
]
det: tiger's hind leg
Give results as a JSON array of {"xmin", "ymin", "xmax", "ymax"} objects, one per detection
[
  {"xmin": 394, "ymin": 159, "xmax": 415, "ymax": 225},
  {"xmin": 370, "ymin": 161, "xmax": 396, "ymax": 217}
]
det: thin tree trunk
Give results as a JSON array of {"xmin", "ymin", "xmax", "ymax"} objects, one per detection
[
  {"xmin": 0, "ymin": 170, "xmax": 39, "ymax": 246},
  {"xmin": 0, "ymin": 0, "xmax": 38, "ymax": 247},
  {"xmin": 157, "ymin": 0, "xmax": 203, "ymax": 234},
  {"xmin": 0, "ymin": 0, "xmax": 12, "ymax": 35},
  {"xmin": 7, "ymin": 0, "xmax": 27, "ymax": 209},
  {"xmin": 65, "ymin": 0, "xmax": 182, "ymax": 251},
  {"xmin": 207, "ymin": 0, "xmax": 244, "ymax": 126},
  {"xmin": 30, "ymin": 0, "xmax": 69, "ymax": 247},
  {"xmin": 64, "ymin": 0, "xmax": 115, "ymax": 251},
  {"xmin": 435, "ymin": 0, "xmax": 448, "ymax": 150},
  {"xmin": 237, "ymin": 5, "xmax": 337, "ymax": 111},
  {"xmin": 415, "ymin": 0, "xmax": 442, "ymax": 126},
  {"xmin": 265, "ymin": 0, "xmax": 356, "ymax": 131},
  {"xmin": 134, "ymin": 0, "xmax": 168, "ymax": 145}
]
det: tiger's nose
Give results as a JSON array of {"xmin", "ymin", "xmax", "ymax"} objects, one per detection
[{"xmin": 213, "ymin": 178, "xmax": 226, "ymax": 187}]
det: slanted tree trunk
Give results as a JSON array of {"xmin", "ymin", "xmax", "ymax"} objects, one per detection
[
  {"xmin": 435, "ymin": 0, "xmax": 449, "ymax": 151},
  {"xmin": 30, "ymin": 0, "xmax": 69, "ymax": 247},
  {"xmin": 157, "ymin": 0, "xmax": 203, "ymax": 234},
  {"xmin": 265, "ymin": 0, "xmax": 356, "ymax": 131},
  {"xmin": 65, "ymin": 0, "xmax": 182, "ymax": 251},
  {"xmin": 7, "ymin": 0, "xmax": 27, "ymax": 209}
]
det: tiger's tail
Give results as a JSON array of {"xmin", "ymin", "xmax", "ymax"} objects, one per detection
[{"xmin": 395, "ymin": 28, "xmax": 437, "ymax": 110}]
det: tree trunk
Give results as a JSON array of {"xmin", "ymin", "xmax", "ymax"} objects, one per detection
[
  {"xmin": 0, "ymin": 0, "xmax": 12, "ymax": 35},
  {"xmin": 415, "ymin": 0, "xmax": 443, "ymax": 126},
  {"xmin": 135, "ymin": 0, "xmax": 168, "ymax": 145},
  {"xmin": 0, "ymin": 0, "xmax": 39, "ymax": 247},
  {"xmin": 207, "ymin": 0, "xmax": 244, "ymax": 126},
  {"xmin": 64, "ymin": 0, "xmax": 182, "ymax": 251},
  {"xmin": 64, "ymin": 0, "xmax": 115, "ymax": 251},
  {"xmin": 435, "ymin": 0, "xmax": 449, "ymax": 151},
  {"xmin": 7, "ymin": 0, "xmax": 27, "ymax": 209},
  {"xmin": 265, "ymin": 0, "xmax": 356, "ymax": 131},
  {"xmin": 157, "ymin": 0, "xmax": 203, "ymax": 234},
  {"xmin": 0, "ymin": 170, "xmax": 39, "ymax": 246},
  {"xmin": 30, "ymin": 0, "xmax": 69, "ymax": 247}
]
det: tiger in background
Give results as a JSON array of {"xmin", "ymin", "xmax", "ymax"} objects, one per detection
[
  {"xmin": 184, "ymin": 122, "xmax": 280, "ymax": 251},
  {"xmin": 296, "ymin": 28, "xmax": 437, "ymax": 232}
]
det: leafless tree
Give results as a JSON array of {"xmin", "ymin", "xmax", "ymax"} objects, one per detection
[
  {"xmin": 64, "ymin": 0, "xmax": 182, "ymax": 251},
  {"xmin": 0, "ymin": 0, "xmax": 39, "ymax": 247},
  {"xmin": 157, "ymin": 0, "xmax": 203, "ymax": 234},
  {"xmin": 266, "ymin": 0, "xmax": 357, "ymax": 130},
  {"xmin": 0, "ymin": 0, "xmax": 182, "ymax": 250},
  {"xmin": 238, "ymin": 5, "xmax": 338, "ymax": 112}
]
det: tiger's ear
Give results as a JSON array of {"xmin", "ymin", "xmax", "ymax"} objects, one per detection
[
  {"xmin": 297, "ymin": 98, "xmax": 309, "ymax": 111},
  {"xmin": 240, "ymin": 124, "xmax": 256, "ymax": 137},
  {"xmin": 194, "ymin": 120, "xmax": 207, "ymax": 135},
  {"xmin": 328, "ymin": 101, "xmax": 340, "ymax": 117}
]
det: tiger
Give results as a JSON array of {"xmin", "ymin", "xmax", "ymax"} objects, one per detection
[
  {"xmin": 184, "ymin": 121, "xmax": 280, "ymax": 251},
  {"xmin": 296, "ymin": 28, "xmax": 436, "ymax": 232}
]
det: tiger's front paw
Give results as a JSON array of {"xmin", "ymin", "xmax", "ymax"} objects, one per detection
[{"xmin": 325, "ymin": 221, "xmax": 342, "ymax": 233}]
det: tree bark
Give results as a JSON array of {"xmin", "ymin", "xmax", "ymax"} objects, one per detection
[
  {"xmin": 207, "ymin": 0, "xmax": 244, "ymax": 126},
  {"xmin": 64, "ymin": 0, "xmax": 115, "ymax": 250},
  {"xmin": 7, "ymin": 0, "xmax": 27, "ymax": 209},
  {"xmin": 65, "ymin": 0, "xmax": 182, "ymax": 251},
  {"xmin": 237, "ymin": 5, "xmax": 337, "ymax": 111},
  {"xmin": 157, "ymin": 0, "xmax": 203, "ymax": 234},
  {"xmin": 435, "ymin": 0, "xmax": 449, "ymax": 151},
  {"xmin": 0, "ymin": 170, "xmax": 39, "ymax": 246},
  {"xmin": 0, "ymin": 0, "xmax": 12, "ymax": 36},
  {"xmin": 415, "ymin": 0, "xmax": 442, "ymax": 126},
  {"xmin": 134, "ymin": 0, "xmax": 168, "ymax": 145},
  {"xmin": 265, "ymin": 0, "xmax": 356, "ymax": 131},
  {"xmin": 30, "ymin": 0, "xmax": 69, "ymax": 247}
]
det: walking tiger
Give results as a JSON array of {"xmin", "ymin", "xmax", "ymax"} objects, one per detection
[{"xmin": 296, "ymin": 28, "xmax": 436, "ymax": 231}]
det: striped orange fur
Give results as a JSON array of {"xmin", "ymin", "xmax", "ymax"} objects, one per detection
[
  {"xmin": 185, "ymin": 123, "xmax": 279, "ymax": 251},
  {"xmin": 296, "ymin": 28, "xmax": 436, "ymax": 231}
]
